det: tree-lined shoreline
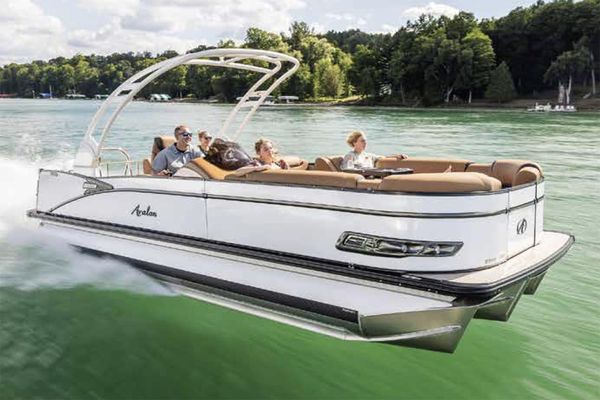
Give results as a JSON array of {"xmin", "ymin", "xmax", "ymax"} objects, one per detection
[{"xmin": 1, "ymin": 0, "xmax": 599, "ymax": 108}]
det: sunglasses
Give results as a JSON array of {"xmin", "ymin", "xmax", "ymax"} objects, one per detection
[
  {"xmin": 202, "ymin": 135, "xmax": 213, "ymax": 140},
  {"xmin": 180, "ymin": 132, "xmax": 192, "ymax": 137}
]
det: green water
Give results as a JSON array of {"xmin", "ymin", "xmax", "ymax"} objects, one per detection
[{"xmin": 0, "ymin": 99, "xmax": 598, "ymax": 399}]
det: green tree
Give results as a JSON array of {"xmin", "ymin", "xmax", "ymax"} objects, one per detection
[
  {"xmin": 349, "ymin": 44, "xmax": 379, "ymax": 97},
  {"xmin": 314, "ymin": 58, "xmax": 343, "ymax": 97},
  {"xmin": 457, "ymin": 28, "xmax": 495, "ymax": 103},
  {"xmin": 287, "ymin": 21, "xmax": 314, "ymax": 50},
  {"xmin": 244, "ymin": 27, "xmax": 289, "ymax": 52},
  {"xmin": 485, "ymin": 61, "xmax": 517, "ymax": 102}
]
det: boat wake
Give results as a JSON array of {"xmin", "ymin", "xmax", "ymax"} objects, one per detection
[{"xmin": 0, "ymin": 156, "xmax": 172, "ymax": 296}]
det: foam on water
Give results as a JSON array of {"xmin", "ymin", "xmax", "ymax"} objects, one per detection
[{"xmin": 0, "ymin": 155, "xmax": 172, "ymax": 296}]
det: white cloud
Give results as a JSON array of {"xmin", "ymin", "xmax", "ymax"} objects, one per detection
[
  {"xmin": 0, "ymin": 0, "xmax": 68, "ymax": 64},
  {"xmin": 402, "ymin": 2, "xmax": 459, "ymax": 20},
  {"xmin": 1, "ymin": 0, "xmax": 306, "ymax": 65},
  {"xmin": 77, "ymin": 0, "xmax": 140, "ymax": 17},
  {"xmin": 67, "ymin": 20, "xmax": 200, "ymax": 55},
  {"xmin": 121, "ymin": 0, "xmax": 306, "ymax": 34},
  {"xmin": 311, "ymin": 22, "xmax": 327, "ymax": 34},
  {"xmin": 325, "ymin": 12, "xmax": 367, "ymax": 27},
  {"xmin": 379, "ymin": 24, "xmax": 398, "ymax": 34}
]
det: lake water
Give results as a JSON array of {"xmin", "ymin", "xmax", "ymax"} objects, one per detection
[{"xmin": 0, "ymin": 99, "xmax": 598, "ymax": 399}]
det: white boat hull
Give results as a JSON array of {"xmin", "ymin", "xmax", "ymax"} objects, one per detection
[{"xmin": 28, "ymin": 207, "xmax": 572, "ymax": 352}]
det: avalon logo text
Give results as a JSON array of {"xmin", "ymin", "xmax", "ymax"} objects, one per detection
[
  {"xmin": 516, "ymin": 218, "xmax": 527, "ymax": 235},
  {"xmin": 131, "ymin": 204, "xmax": 157, "ymax": 217}
]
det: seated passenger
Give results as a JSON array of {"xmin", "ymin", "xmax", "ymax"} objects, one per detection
[
  {"xmin": 340, "ymin": 131, "xmax": 382, "ymax": 170},
  {"xmin": 233, "ymin": 138, "xmax": 289, "ymax": 176},
  {"xmin": 152, "ymin": 125, "xmax": 204, "ymax": 176},
  {"xmin": 197, "ymin": 130, "xmax": 212, "ymax": 156},
  {"xmin": 340, "ymin": 131, "xmax": 407, "ymax": 170}
]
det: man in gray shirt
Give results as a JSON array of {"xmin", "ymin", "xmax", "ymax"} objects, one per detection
[{"xmin": 152, "ymin": 125, "xmax": 205, "ymax": 176}]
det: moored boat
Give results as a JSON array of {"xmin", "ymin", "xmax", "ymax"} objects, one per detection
[{"xmin": 27, "ymin": 49, "xmax": 574, "ymax": 352}]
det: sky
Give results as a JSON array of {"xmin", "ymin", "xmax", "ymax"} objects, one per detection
[{"xmin": 1, "ymin": 0, "xmax": 540, "ymax": 66}]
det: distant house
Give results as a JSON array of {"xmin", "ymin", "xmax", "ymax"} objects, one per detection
[
  {"xmin": 278, "ymin": 95, "xmax": 299, "ymax": 104},
  {"xmin": 149, "ymin": 93, "xmax": 171, "ymax": 101}
]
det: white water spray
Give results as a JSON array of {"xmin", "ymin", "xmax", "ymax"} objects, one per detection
[{"xmin": 0, "ymin": 156, "xmax": 172, "ymax": 295}]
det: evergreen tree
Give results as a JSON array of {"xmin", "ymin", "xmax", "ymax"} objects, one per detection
[{"xmin": 485, "ymin": 61, "xmax": 517, "ymax": 102}]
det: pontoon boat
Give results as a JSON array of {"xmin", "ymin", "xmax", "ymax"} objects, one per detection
[{"xmin": 28, "ymin": 49, "xmax": 574, "ymax": 352}]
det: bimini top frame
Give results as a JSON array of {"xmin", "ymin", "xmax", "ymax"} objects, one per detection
[{"xmin": 74, "ymin": 48, "xmax": 299, "ymax": 175}]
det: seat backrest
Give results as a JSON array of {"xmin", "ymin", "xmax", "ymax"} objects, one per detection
[
  {"xmin": 490, "ymin": 160, "xmax": 543, "ymax": 187},
  {"xmin": 187, "ymin": 158, "xmax": 231, "ymax": 180},
  {"xmin": 280, "ymin": 156, "xmax": 309, "ymax": 170},
  {"xmin": 225, "ymin": 169, "xmax": 364, "ymax": 189},
  {"xmin": 314, "ymin": 156, "xmax": 344, "ymax": 172},
  {"xmin": 378, "ymin": 172, "xmax": 501, "ymax": 193},
  {"xmin": 151, "ymin": 136, "xmax": 176, "ymax": 160},
  {"xmin": 376, "ymin": 157, "xmax": 471, "ymax": 173}
]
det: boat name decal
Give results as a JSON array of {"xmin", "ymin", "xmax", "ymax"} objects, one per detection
[
  {"xmin": 131, "ymin": 204, "xmax": 157, "ymax": 217},
  {"xmin": 516, "ymin": 218, "xmax": 527, "ymax": 235}
]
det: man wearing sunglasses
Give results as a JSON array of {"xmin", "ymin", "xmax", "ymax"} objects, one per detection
[{"xmin": 152, "ymin": 125, "xmax": 205, "ymax": 176}]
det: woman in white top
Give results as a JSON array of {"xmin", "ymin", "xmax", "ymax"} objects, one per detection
[
  {"xmin": 341, "ymin": 131, "xmax": 407, "ymax": 170},
  {"xmin": 340, "ymin": 131, "xmax": 382, "ymax": 169}
]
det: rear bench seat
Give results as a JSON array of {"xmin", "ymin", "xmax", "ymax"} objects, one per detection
[
  {"xmin": 176, "ymin": 156, "xmax": 530, "ymax": 193},
  {"xmin": 376, "ymin": 157, "xmax": 471, "ymax": 173},
  {"xmin": 226, "ymin": 168, "xmax": 500, "ymax": 193},
  {"xmin": 315, "ymin": 155, "xmax": 542, "ymax": 188},
  {"xmin": 226, "ymin": 169, "xmax": 364, "ymax": 189},
  {"xmin": 466, "ymin": 160, "xmax": 543, "ymax": 187},
  {"xmin": 378, "ymin": 173, "xmax": 501, "ymax": 193}
]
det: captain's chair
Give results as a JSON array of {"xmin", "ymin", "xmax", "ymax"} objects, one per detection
[{"xmin": 142, "ymin": 136, "xmax": 177, "ymax": 174}]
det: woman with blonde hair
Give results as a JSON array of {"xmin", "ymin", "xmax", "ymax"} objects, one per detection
[{"xmin": 340, "ymin": 131, "xmax": 383, "ymax": 170}]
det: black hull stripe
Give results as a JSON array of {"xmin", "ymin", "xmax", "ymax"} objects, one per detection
[
  {"xmin": 76, "ymin": 246, "xmax": 359, "ymax": 324},
  {"xmin": 29, "ymin": 210, "xmax": 574, "ymax": 297}
]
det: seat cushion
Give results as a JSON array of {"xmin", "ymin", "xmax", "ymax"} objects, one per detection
[
  {"xmin": 315, "ymin": 156, "xmax": 343, "ymax": 172},
  {"xmin": 491, "ymin": 160, "xmax": 543, "ymax": 187},
  {"xmin": 188, "ymin": 158, "xmax": 231, "ymax": 180},
  {"xmin": 226, "ymin": 169, "xmax": 364, "ymax": 188},
  {"xmin": 357, "ymin": 179, "xmax": 382, "ymax": 190},
  {"xmin": 376, "ymin": 157, "xmax": 471, "ymax": 173},
  {"xmin": 465, "ymin": 163, "xmax": 493, "ymax": 175},
  {"xmin": 281, "ymin": 156, "xmax": 309, "ymax": 170},
  {"xmin": 142, "ymin": 158, "xmax": 152, "ymax": 175},
  {"xmin": 151, "ymin": 136, "xmax": 176, "ymax": 160},
  {"xmin": 378, "ymin": 172, "xmax": 501, "ymax": 193}
]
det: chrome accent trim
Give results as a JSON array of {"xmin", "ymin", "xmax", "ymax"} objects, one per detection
[
  {"xmin": 82, "ymin": 177, "xmax": 114, "ymax": 195},
  {"xmin": 336, "ymin": 231, "xmax": 463, "ymax": 258}
]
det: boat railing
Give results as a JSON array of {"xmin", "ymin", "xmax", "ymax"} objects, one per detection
[
  {"xmin": 98, "ymin": 147, "xmax": 138, "ymax": 177},
  {"xmin": 97, "ymin": 159, "xmax": 145, "ymax": 177}
]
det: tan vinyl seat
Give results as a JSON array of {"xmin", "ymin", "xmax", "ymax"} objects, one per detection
[
  {"xmin": 464, "ymin": 163, "xmax": 492, "ymax": 176},
  {"xmin": 491, "ymin": 160, "xmax": 543, "ymax": 187},
  {"xmin": 378, "ymin": 172, "xmax": 501, "ymax": 193},
  {"xmin": 280, "ymin": 156, "xmax": 309, "ymax": 170},
  {"xmin": 143, "ymin": 135, "xmax": 177, "ymax": 174},
  {"xmin": 186, "ymin": 158, "xmax": 231, "ymax": 180},
  {"xmin": 314, "ymin": 156, "xmax": 344, "ymax": 172},
  {"xmin": 375, "ymin": 157, "xmax": 471, "ymax": 173},
  {"xmin": 466, "ymin": 160, "xmax": 543, "ymax": 187},
  {"xmin": 226, "ymin": 169, "xmax": 364, "ymax": 188},
  {"xmin": 357, "ymin": 179, "xmax": 382, "ymax": 190}
]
